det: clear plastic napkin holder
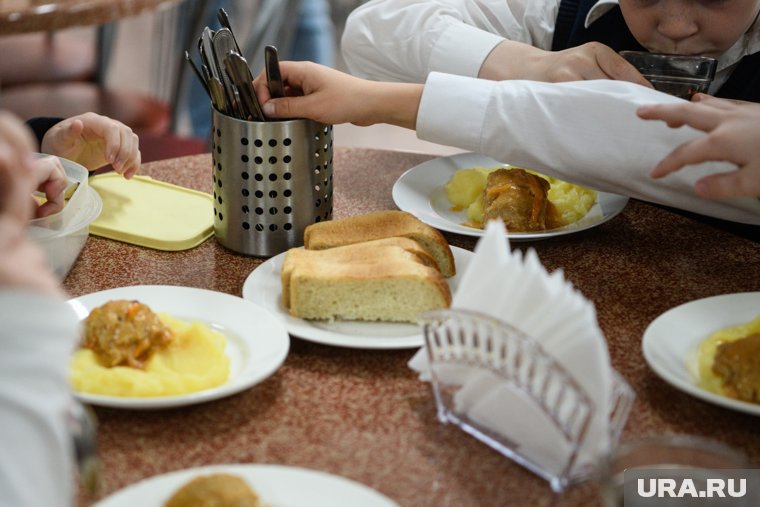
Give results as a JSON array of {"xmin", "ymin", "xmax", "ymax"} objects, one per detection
[{"xmin": 420, "ymin": 309, "xmax": 634, "ymax": 493}]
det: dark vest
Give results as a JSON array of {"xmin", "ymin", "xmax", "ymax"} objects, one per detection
[{"xmin": 551, "ymin": 0, "xmax": 760, "ymax": 103}]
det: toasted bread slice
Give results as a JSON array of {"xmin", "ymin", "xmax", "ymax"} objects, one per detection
[
  {"xmin": 281, "ymin": 241, "xmax": 437, "ymax": 308},
  {"xmin": 287, "ymin": 250, "xmax": 451, "ymax": 323},
  {"xmin": 303, "ymin": 210, "xmax": 455, "ymax": 277}
]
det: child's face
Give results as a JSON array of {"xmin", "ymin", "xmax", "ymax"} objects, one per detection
[{"xmin": 619, "ymin": 0, "xmax": 760, "ymax": 57}]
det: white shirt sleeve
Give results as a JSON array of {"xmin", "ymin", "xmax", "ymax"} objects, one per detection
[
  {"xmin": 0, "ymin": 291, "xmax": 80, "ymax": 507},
  {"xmin": 417, "ymin": 72, "xmax": 760, "ymax": 225},
  {"xmin": 341, "ymin": 0, "xmax": 559, "ymax": 82}
]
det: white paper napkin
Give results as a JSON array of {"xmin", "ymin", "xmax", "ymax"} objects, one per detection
[{"xmin": 410, "ymin": 220, "xmax": 612, "ymax": 476}]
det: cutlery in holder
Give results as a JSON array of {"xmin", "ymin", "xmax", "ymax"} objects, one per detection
[
  {"xmin": 211, "ymin": 108, "xmax": 333, "ymax": 257},
  {"xmin": 187, "ymin": 10, "xmax": 269, "ymax": 121},
  {"xmin": 419, "ymin": 308, "xmax": 634, "ymax": 493}
]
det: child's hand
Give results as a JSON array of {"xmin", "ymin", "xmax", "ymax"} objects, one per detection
[
  {"xmin": 0, "ymin": 111, "xmax": 37, "ymax": 222},
  {"xmin": 479, "ymin": 41, "xmax": 653, "ymax": 88},
  {"xmin": 637, "ymin": 96, "xmax": 760, "ymax": 199},
  {"xmin": 41, "ymin": 112, "xmax": 141, "ymax": 178},
  {"xmin": 254, "ymin": 61, "xmax": 373, "ymax": 125},
  {"xmin": 1, "ymin": 112, "xmax": 78, "ymax": 219},
  {"xmin": 253, "ymin": 61, "xmax": 422, "ymax": 129},
  {"xmin": 30, "ymin": 156, "xmax": 68, "ymax": 219},
  {"xmin": 0, "ymin": 142, "xmax": 61, "ymax": 295}
]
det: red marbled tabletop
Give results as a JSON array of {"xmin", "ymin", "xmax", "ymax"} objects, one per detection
[{"xmin": 68, "ymin": 149, "xmax": 760, "ymax": 507}]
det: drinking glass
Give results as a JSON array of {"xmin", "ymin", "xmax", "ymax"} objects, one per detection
[{"xmin": 620, "ymin": 51, "xmax": 717, "ymax": 99}]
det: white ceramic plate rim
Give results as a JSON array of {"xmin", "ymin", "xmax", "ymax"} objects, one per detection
[
  {"xmin": 642, "ymin": 291, "xmax": 760, "ymax": 416},
  {"xmin": 68, "ymin": 285, "xmax": 290, "ymax": 409},
  {"xmin": 242, "ymin": 247, "xmax": 472, "ymax": 349},
  {"xmin": 92, "ymin": 463, "xmax": 399, "ymax": 507},
  {"xmin": 392, "ymin": 152, "xmax": 629, "ymax": 240}
]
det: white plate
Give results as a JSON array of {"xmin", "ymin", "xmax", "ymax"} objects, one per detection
[
  {"xmin": 642, "ymin": 292, "xmax": 760, "ymax": 416},
  {"xmin": 93, "ymin": 463, "xmax": 399, "ymax": 507},
  {"xmin": 242, "ymin": 247, "xmax": 472, "ymax": 349},
  {"xmin": 392, "ymin": 152, "xmax": 629, "ymax": 240},
  {"xmin": 68, "ymin": 285, "xmax": 290, "ymax": 409}
]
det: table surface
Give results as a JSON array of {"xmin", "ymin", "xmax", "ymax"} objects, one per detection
[
  {"xmin": 67, "ymin": 148, "xmax": 760, "ymax": 507},
  {"xmin": 0, "ymin": 0, "xmax": 179, "ymax": 34}
]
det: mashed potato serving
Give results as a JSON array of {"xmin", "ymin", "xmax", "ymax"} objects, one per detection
[
  {"xmin": 696, "ymin": 314, "xmax": 760, "ymax": 403},
  {"xmin": 445, "ymin": 166, "xmax": 597, "ymax": 231},
  {"xmin": 70, "ymin": 302, "xmax": 230, "ymax": 397}
]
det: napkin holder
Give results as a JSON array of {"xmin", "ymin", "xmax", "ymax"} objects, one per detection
[{"xmin": 420, "ymin": 308, "xmax": 634, "ymax": 493}]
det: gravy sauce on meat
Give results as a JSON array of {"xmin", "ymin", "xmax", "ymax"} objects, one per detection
[{"xmin": 82, "ymin": 300, "xmax": 174, "ymax": 369}]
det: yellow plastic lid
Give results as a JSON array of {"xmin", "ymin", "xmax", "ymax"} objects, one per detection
[{"xmin": 89, "ymin": 173, "xmax": 214, "ymax": 251}]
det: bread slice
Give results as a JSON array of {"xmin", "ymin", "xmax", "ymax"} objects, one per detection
[
  {"xmin": 284, "ymin": 246, "xmax": 451, "ymax": 322},
  {"xmin": 281, "ymin": 238, "xmax": 438, "ymax": 308},
  {"xmin": 303, "ymin": 210, "xmax": 456, "ymax": 277}
]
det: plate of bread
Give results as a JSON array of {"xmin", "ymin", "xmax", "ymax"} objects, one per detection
[
  {"xmin": 93, "ymin": 463, "xmax": 399, "ymax": 507},
  {"xmin": 392, "ymin": 152, "xmax": 628, "ymax": 240},
  {"xmin": 242, "ymin": 210, "xmax": 471, "ymax": 349},
  {"xmin": 642, "ymin": 292, "xmax": 760, "ymax": 416}
]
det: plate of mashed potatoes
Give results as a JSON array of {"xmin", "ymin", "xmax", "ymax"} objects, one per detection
[
  {"xmin": 392, "ymin": 152, "xmax": 628, "ymax": 240},
  {"xmin": 92, "ymin": 463, "xmax": 399, "ymax": 507},
  {"xmin": 67, "ymin": 285, "xmax": 290, "ymax": 409},
  {"xmin": 642, "ymin": 292, "xmax": 760, "ymax": 416}
]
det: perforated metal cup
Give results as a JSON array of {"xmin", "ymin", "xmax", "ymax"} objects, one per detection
[{"xmin": 211, "ymin": 108, "xmax": 334, "ymax": 257}]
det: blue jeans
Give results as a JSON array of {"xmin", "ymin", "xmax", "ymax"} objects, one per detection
[{"xmin": 289, "ymin": 0, "xmax": 336, "ymax": 67}]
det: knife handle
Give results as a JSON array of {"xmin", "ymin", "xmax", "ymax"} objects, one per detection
[{"xmin": 265, "ymin": 45, "xmax": 285, "ymax": 99}]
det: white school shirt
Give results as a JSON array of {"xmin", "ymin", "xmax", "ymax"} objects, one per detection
[
  {"xmin": 342, "ymin": 0, "xmax": 760, "ymax": 90},
  {"xmin": 417, "ymin": 73, "xmax": 760, "ymax": 225},
  {"xmin": 0, "ymin": 291, "xmax": 79, "ymax": 507}
]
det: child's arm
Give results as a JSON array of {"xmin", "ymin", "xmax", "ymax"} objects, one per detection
[
  {"xmin": 342, "ymin": 0, "xmax": 651, "ymax": 88},
  {"xmin": 253, "ymin": 61, "xmax": 760, "ymax": 224},
  {"xmin": 40, "ymin": 112, "xmax": 141, "ymax": 178},
  {"xmin": 0, "ymin": 112, "xmax": 68, "ymax": 219},
  {"xmin": 0, "ymin": 157, "xmax": 77, "ymax": 504},
  {"xmin": 637, "ymin": 95, "xmax": 760, "ymax": 198},
  {"xmin": 255, "ymin": 61, "xmax": 422, "ymax": 129},
  {"xmin": 478, "ymin": 40, "xmax": 652, "ymax": 87},
  {"xmin": 2, "ymin": 112, "xmax": 86, "ymax": 219},
  {"xmin": 0, "ymin": 123, "xmax": 62, "ymax": 293}
]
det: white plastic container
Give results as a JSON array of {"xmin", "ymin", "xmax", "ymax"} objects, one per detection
[{"xmin": 27, "ymin": 155, "xmax": 103, "ymax": 279}]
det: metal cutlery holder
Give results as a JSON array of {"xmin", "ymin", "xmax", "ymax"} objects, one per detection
[
  {"xmin": 211, "ymin": 108, "xmax": 334, "ymax": 256},
  {"xmin": 420, "ymin": 309, "xmax": 635, "ymax": 493}
]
